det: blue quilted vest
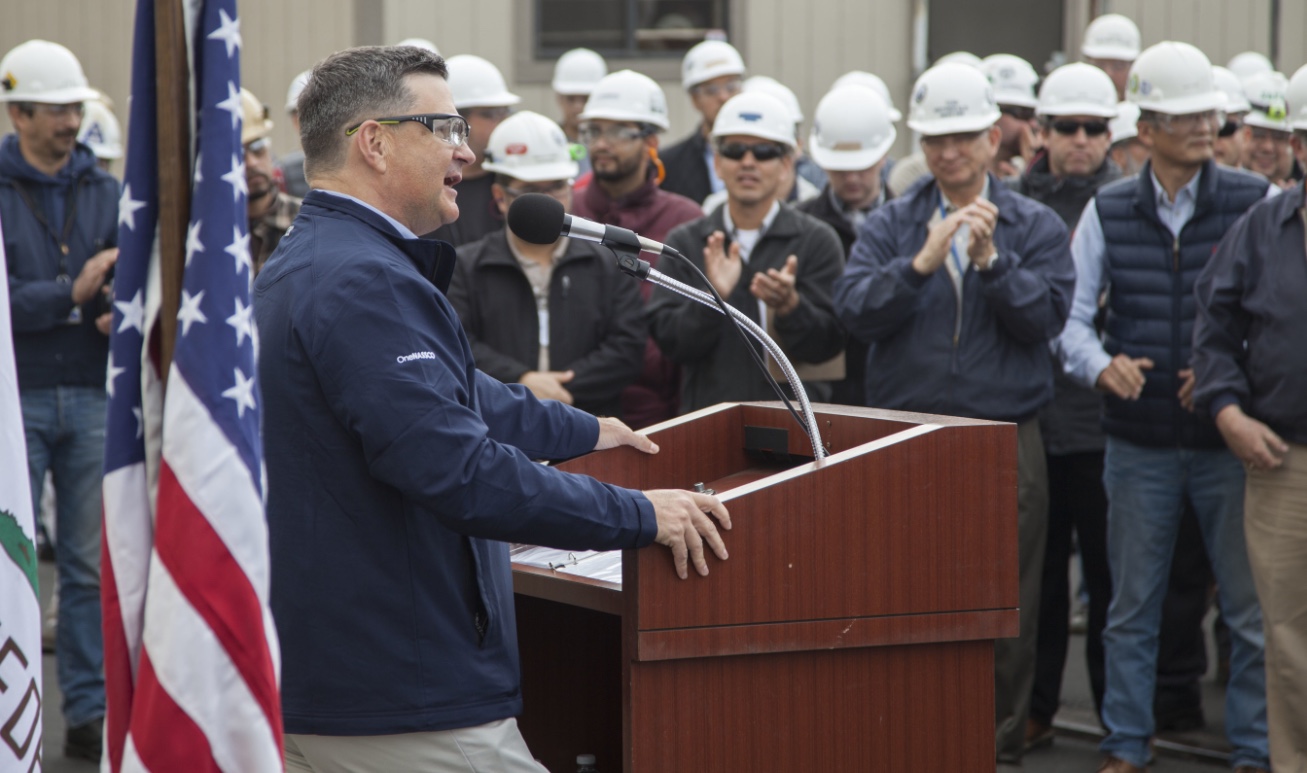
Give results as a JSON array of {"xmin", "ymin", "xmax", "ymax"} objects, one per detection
[{"xmin": 1094, "ymin": 161, "xmax": 1266, "ymax": 448}]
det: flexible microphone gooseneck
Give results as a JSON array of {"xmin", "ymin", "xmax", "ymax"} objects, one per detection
[{"xmin": 507, "ymin": 194, "xmax": 826, "ymax": 460}]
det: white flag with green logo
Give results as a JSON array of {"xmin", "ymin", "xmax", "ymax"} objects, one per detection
[{"xmin": 0, "ymin": 216, "xmax": 43, "ymax": 770}]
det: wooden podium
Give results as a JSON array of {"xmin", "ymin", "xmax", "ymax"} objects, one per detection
[{"xmin": 512, "ymin": 402, "xmax": 1018, "ymax": 772}]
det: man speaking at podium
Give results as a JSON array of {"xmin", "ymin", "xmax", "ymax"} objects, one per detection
[{"xmin": 254, "ymin": 46, "xmax": 730, "ymax": 772}]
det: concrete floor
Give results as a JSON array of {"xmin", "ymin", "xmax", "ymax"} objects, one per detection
[{"xmin": 36, "ymin": 561, "xmax": 1234, "ymax": 773}]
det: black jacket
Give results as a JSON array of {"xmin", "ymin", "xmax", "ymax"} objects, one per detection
[
  {"xmin": 448, "ymin": 230, "xmax": 646, "ymax": 419},
  {"xmin": 1194, "ymin": 181, "xmax": 1307, "ymax": 444},
  {"xmin": 649, "ymin": 203, "xmax": 846, "ymax": 414},
  {"xmin": 658, "ymin": 129, "xmax": 713, "ymax": 207},
  {"xmin": 796, "ymin": 186, "xmax": 889, "ymax": 407},
  {"xmin": 1013, "ymin": 154, "xmax": 1121, "ymax": 455}
]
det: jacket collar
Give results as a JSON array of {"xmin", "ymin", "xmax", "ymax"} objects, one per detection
[
  {"xmin": 302, "ymin": 190, "xmax": 458, "ymax": 292},
  {"xmin": 1276, "ymin": 179, "xmax": 1306, "ymax": 225},
  {"xmin": 0, "ymin": 134, "xmax": 100, "ymax": 184},
  {"xmin": 1022, "ymin": 153, "xmax": 1121, "ymax": 195},
  {"xmin": 1131, "ymin": 159, "xmax": 1216, "ymax": 221},
  {"xmin": 699, "ymin": 199, "xmax": 805, "ymax": 239},
  {"xmin": 907, "ymin": 172, "xmax": 1020, "ymax": 226}
]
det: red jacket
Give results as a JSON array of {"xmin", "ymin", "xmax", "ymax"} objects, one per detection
[{"xmin": 573, "ymin": 173, "xmax": 703, "ymax": 428}]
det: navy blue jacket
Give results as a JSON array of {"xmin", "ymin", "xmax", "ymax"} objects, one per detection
[
  {"xmin": 834, "ymin": 174, "xmax": 1075, "ymax": 423},
  {"xmin": 1095, "ymin": 161, "xmax": 1268, "ymax": 448},
  {"xmin": 1194, "ymin": 181, "xmax": 1307, "ymax": 445},
  {"xmin": 2, "ymin": 135, "xmax": 119, "ymax": 389},
  {"xmin": 254, "ymin": 192, "xmax": 656, "ymax": 735}
]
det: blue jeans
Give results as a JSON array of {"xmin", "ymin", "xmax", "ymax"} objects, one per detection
[
  {"xmin": 22, "ymin": 386, "xmax": 106, "ymax": 728},
  {"xmin": 1099, "ymin": 436, "xmax": 1268, "ymax": 770}
]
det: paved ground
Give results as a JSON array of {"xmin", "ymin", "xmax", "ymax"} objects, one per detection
[{"xmin": 37, "ymin": 561, "xmax": 1235, "ymax": 772}]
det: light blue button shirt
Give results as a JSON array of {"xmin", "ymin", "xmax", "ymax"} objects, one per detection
[
  {"xmin": 703, "ymin": 141, "xmax": 725, "ymax": 194},
  {"xmin": 318, "ymin": 189, "xmax": 419, "ymax": 239},
  {"xmin": 1055, "ymin": 169, "xmax": 1275, "ymax": 388}
]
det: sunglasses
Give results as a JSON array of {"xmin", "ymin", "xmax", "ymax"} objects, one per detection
[
  {"xmin": 1218, "ymin": 120, "xmax": 1243, "ymax": 138},
  {"xmin": 344, "ymin": 112, "xmax": 470, "ymax": 148},
  {"xmin": 1050, "ymin": 119, "xmax": 1110, "ymax": 137},
  {"xmin": 717, "ymin": 140, "xmax": 787, "ymax": 162},
  {"xmin": 1001, "ymin": 105, "xmax": 1037, "ymax": 122}
]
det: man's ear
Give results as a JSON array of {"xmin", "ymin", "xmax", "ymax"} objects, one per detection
[{"xmin": 352, "ymin": 121, "xmax": 391, "ymax": 174}]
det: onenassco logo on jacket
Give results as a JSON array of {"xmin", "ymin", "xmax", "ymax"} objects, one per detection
[{"xmin": 396, "ymin": 351, "xmax": 436, "ymax": 364}]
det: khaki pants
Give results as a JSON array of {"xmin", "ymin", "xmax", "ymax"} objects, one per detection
[
  {"xmin": 1245, "ymin": 442, "xmax": 1307, "ymax": 773},
  {"xmin": 284, "ymin": 718, "xmax": 549, "ymax": 773},
  {"xmin": 995, "ymin": 419, "xmax": 1049, "ymax": 762}
]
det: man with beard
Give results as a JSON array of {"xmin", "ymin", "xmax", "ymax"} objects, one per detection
[
  {"xmin": 571, "ymin": 69, "xmax": 703, "ymax": 427},
  {"xmin": 983, "ymin": 54, "xmax": 1043, "ymax": 179},
  {"xmin": 242, "ymin": 88, "xmax": 302, "ymax": 275}
]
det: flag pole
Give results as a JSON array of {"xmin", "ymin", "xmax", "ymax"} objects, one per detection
[{"xmin": 154, "ymin": 0, "xmax": 191, "ymax": 383}]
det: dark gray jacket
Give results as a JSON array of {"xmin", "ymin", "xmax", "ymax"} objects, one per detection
[
  {"xmin": 1194, "ymin": 181, "xmax": 1307, "ymax": 444},
  {"xmin": 1013, "ymin": 154, "xmax": 1121, "ymax": 454},
  {"xmin": 648, "ymin": 203, "xmax": 846, "ymax": 414}
]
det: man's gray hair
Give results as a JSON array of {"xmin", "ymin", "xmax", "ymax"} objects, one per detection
[{"xmin": 298, "ymin": 45, "xmax": 448, "ymax": 180}]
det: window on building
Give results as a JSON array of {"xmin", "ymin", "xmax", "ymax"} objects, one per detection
[{"xmin": 536, "ymin": 0, "xmax": 730, "ymax": 58}]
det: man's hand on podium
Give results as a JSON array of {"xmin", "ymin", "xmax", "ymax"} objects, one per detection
[
  {"xmin": 594, "ymin": 416, "xmax": 660, "ymax": 453},
  {"xmin": 644, "ymin": 490, "xmax": 731, "ymax": 580}
]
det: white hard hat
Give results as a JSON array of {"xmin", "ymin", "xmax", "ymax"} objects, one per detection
[
  {"xmin": 446, "ymin": 54, "xmax": 520, "ymax": 109},
  {"xmin": 0, "ymin": 40, "xmax": 100, "ymax": 104},
  {"xmin": 1126, "ymin": 41, "xmax": 1224, "ymax": 115},
  {"xmin": 711, "ymin": 91, "xmax": 797, "ymax": 147},
  {"xmin": 935, "ymin": 51, "xmax": 984, "ymax": 70},
  {"xmin": 1227, "ymin": 51, "xmax": 1274, "ymax": 81},
  {"xmin": 482, "ymin": 111, "xmax": 579, "ymax": 182},
  {"xmin": 552, "ymin": 48, "xmax": 607, "ymax": 95},
  {"xmin": 832, "ymin": 70, "xmax": 902, "ymax": 121},
  {"xmin": 1288, "ymin": 64, "xmax": 1307, "ymax": 132},
  {"xmin": 907, "ymin": 62, "xmax": 1001, "ymax": 136},
  {"xmin": 78, "ymin": 99, "xmax": 122, "ymax": 160},
  {"xmin": 285, "ymin": 70, "xmax": 311, "ymax": 114},
  {"xmin": 681, "ymin": 40, "xmax": 745, "ymax": 90},
  {"xmin": 1211, "ymin": 66, "xmax": 1251, "ymax": 114},
  {"xmin": 1037, "ymin": 63, "xmax": 1118, "ymax": 118},
  {"xmin": 1242, "ymin": 70, "xmax": 1290, "ymax": 131},
  {"xmin": 1108, "ymin": 101, "xmax": 1140, "ymax": 143},
  {"xmin": 579, "ymin": 69, "xmax": 670, "ymax": 130},
  {"xmin": 1081, "ymin": 14, "xmax": 1141, "ymax": 61},
  {"xmin": 743, "ymin": 75, "xmax": 802, "ymax": 123},
  {"xmin": 982, "ymin": 54, "xmax": 1039, "ymax": 109},
  {"xmin": 395, "ymin": 38, "xmax": 440, "ymax": 55},
  {"xmin": 808, "ymin": 85, "xmax": 896, "ymax": 172}
]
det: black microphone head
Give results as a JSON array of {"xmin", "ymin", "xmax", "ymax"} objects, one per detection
[{"xmin": 507, "ymin": 193, "xmax": 566, "ymax": 245}]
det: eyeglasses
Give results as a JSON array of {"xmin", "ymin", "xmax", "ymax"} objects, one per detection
[
  {"xmin": 1218, "ymin": 119, "xmax": 1243, "ymax": 138},
  {"xmin": 1001, "ymin": 105, "xmax": 1037, "ymax": 122},
  {"xmin": 716, "ymin": 140, "xmax": 787, "ymax": 162},
  {"xmin": 577, "ymin": 123, "xmax": 649, "ymax": 145},
  {"xmin": 1147, "ymin": 109, "xmax": 1225, "ymax": 134},
  {"xmin": 463, "ymin": 106, "xmax": 513, "ymax": 122},
  {"xmin": 502, "ymin": 179, "xmax": 572, "ymax": 198},
  {"xmin": 1249, "ymin": 126, "xmax": 1291, "ymax": 142},
  {"xmin": 1049, "ymin": 119, "xmax": 1110, "ymax": 137},
  {"xmin": 345, "ymin": 113, "xmax": 470, "ymax": 147},
  {"xmin": 32, "ymin": 102, "xmax": 85, "ymax": 118},
  {"xmin": 691, "ymin": 77, "xmax": 743, "ymax": 100}
]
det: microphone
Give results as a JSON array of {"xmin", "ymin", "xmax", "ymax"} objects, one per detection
[{"xmin": 507, "ymin": 193, "xmax": 670, "ymax": 258}]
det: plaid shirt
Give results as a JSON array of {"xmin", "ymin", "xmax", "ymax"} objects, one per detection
[{"xmin": 251, "ymin": 191, "xmax": 302, "ymax": 275}]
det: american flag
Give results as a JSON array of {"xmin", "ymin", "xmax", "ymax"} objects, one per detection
[{"xmin": 102, "ymin": 0, "xmax": 282, "ymax": 769}]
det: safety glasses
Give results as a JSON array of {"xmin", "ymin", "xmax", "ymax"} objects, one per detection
[
  {"xmin": 577, "ymin": 123, "xmax": 648, "ymax": 145},
  {"xmin": 1049, "ymin": 119, "xmax": 1110, "ymax": 137},
  {"xmin": 1218, "ymin": 119, "xmax": 1243, "ymax": 138},
  {"xmin": 1001, "ymin": 105, "xmax": 1037, "ymax": 122},
  {"xmin": 344, "ymin": 112, "xmax": 470, "ymax": 148},
  {"xmin": 716, "ymin": 140, "xmax": 787, "ymax": 162}
]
